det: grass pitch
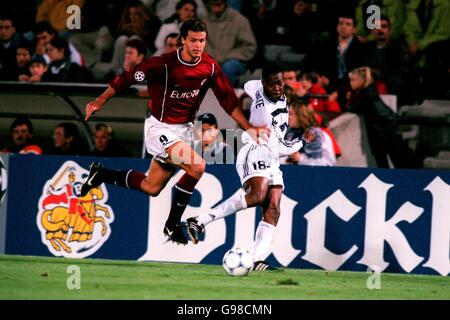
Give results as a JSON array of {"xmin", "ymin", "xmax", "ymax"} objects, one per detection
[{"xmin": 0, "ymin": 255, "xmax": 449, "ymax": 300}]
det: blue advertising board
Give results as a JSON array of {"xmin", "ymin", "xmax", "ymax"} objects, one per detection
[{"xmin": 1, "ymin": 154, "xmax": 449, "ymax": 276}]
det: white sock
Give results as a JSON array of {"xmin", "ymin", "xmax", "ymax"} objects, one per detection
[
  {"xmin": 197, "ymin": 190, "xmax": 248, "ymax": 227},
  {"xmin": 253, "ymin": 221, "xmax": 276, "ymax": 262}
]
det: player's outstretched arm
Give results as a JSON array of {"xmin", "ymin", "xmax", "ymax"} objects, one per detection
[{"xmin": 85, "ymin": 86, "xmax": 116, "ymax": 121}]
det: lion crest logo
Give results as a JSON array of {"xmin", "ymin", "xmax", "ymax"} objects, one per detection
[{"xmin": 36, "ymin": 161, "xmax": 114, "ymax": 258}]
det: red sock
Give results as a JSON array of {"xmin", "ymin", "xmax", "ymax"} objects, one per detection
[
  {"xmin": 176, "ymin": 172, "xmax": 199, "ymax": 193},
  {"xmin": 127, "ymin": 170, "xmax": 146, "ymax": 190}
]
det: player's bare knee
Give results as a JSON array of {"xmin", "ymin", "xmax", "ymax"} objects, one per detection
[
  {"xmin": 246, "ymin": 191, "xmax": 266, "ymax": 207},
  {"xmin": 188, "ymin": 160, "xmax": 206, "ymax": 179},
  {"xmin": 141, "ymin": 181, "xmax": 162, "ymax": 197}
]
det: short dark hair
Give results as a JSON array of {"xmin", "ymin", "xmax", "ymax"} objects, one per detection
[
  {"xmin": 0, "ymin": 15, "xmax": 15, "ymax": 27},
  {"xmin": 178, "ymin": 18, "xmax": 207, "ymax": 44},
  {"xmin": 301, "ymin": 71, "xmax": 319, "ymax": 84},
  {"xmin": 126, "ymin": 38, "xmax": 147, "ymax": 56},
  {"xmin": 282, "ymin": 63, "xmax": 300, "ymax": 73},
  {"xmin": 16, "ymin": 43, "xmax": 32, "ymax": 53},
  {"xmin": 165, "ymin": 32, "xmax": 179, "ymax": 43},
  {"xmin": 49, "ymin": 37, "xmax": 70, "ymax": 58},
  {"xmin": 197, "ymin": 113, "xmax": 218, "ymax": 127},
  {"xmin": 57, "ymin": 122, "xmax": 80, "ymax": 139},
  {"xmin": 33, "ymin": 21, "xmax": 57, "ymax": 36},
  {"xmin": 11, "ymin": 116, "xmax": 33, "ymax": 134},
  {"xmin": 262, "ymin": 63, "xmax": 283, "ymax": 81},
  {"xmin": 380, "ymin": 14, "xmax": 390, "ymax": 27},
  {"xmin": 176, "ymin": 0, "xmax": 198, "ymax": 12},
  {"xmin": 338, "ymin": 14, "xmax": 356, "ymax": 27}
]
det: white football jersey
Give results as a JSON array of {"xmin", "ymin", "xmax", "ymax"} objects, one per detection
[{"xmin": 242, "ymin": 80, "xmax": 304, "ymax": 156}]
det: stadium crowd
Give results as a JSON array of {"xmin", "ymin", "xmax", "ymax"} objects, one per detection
[{"xmin": 1, "ymin": 0, "xmax": 449, "ymax": 168}]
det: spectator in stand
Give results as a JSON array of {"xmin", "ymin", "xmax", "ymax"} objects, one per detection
[
  {"xmin": 14, "ymin": 44, "xmax": 32, "ymax": 80},
  {"xmin": 123, "ymin": 38, "xmax": 147, "ymax": 72},
  {"xmin": 4, "ymin": 0, "xmax": 38, "ymax": 37},
  {"xmin": 0, "ymin": 16, "xmax": 28, "ymax": 80},
  {"xmin": 92, "ymin": 2, "xmax": 161, "ymax": 80},
  {"xmin": 282, "ymin": 99, "xmax": 336, "ymax": 166},
  {"xmin": 283, "ymin": 66, "xmax": 306, "ymax": 98},
  {"xmin": 153, "ymin": 0, "xmax": 197, "ymax": 56},
  {"xmin": 345, "ymin": 66, "xmax": 418, "ymax": 168},
  {"xmin": 103, "ymin": 38, "xmax": 147, "ymax": 82},
  {"xmin": 90, "ymin": 123, "xmax": 131, "ymax": 158},
  {"xmin": 33, "ymin": 21, "xmax": 83, "ymax": 66},
  {"xmin": 204, "ymin": 0, "xmax": 257, "ymax": 86},
  {"xmin": 163, "ymin": 33, "xmax": 179, "ymax": 54},
  {"xmin": 404, "ymin": 0, "xmax": 450, "ymax": 99},
  {"xmin": 355, "ymin": 0, "xmax": 406, "ymax": 43},
  {"xmin": 19, "ymin": 55, "xmax": 48, "ymax": 83},
  {"xmin": 299, "ymin": 71, "xmax": 341, "ymax": 114},
  {"xmin": 49, "ymin": 122, "xmax": 88, "ymax": 156},
  {"xmin": 308, "ymin": 14, "xmax": 366, "ymax": 97},
  {"xmin": 193, "ymin": 113, "xmax": 234, "ymax": 164},
  {"xmin": 150, "ymin": 0, "xmax": 207, "ymax": 21},
  {"xmin": 2, "ymin": 116, "xmax": 42, "ymax": 155},
  {"xmin": 364, "ymin": 15, "xmax": 418, "ymax": 106},
  {"xmin": 116, "ymin": 2, "xmax": 161, "ymax": 53},
  {"xmin": 42, "ymin": 37, "xmax": 92, "ymax": 82},
  {"xmin": 35, "ymin": 0, "xmax": 85, "ymax": 33}
]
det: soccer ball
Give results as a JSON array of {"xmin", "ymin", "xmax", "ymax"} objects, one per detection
[{"xmin": 222, "ymin": 247, "xmax": 254, "ymax": 277}]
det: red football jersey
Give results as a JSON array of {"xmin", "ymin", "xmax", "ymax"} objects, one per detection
[{"xmin": 110, "ymin": 49, "xmax": 239, "ymax": 124}]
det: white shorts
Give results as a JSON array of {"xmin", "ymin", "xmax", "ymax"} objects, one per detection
[
  {"xmin": 236, "ymin": 143, "xmax": 284, "ymax": 189},
  {"xmin": 144, "ymin": 116, "xmax": 194, "ymax": 162}
]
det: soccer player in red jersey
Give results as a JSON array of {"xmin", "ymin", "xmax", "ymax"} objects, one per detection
[{"xmin": 81, "ymin": 18, "xmax": 267, "ymax": 245}]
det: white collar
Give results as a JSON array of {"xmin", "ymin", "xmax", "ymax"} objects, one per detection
[{"xmin": 177, "ymin": 48, "xmax": 201, "ymax": 66}]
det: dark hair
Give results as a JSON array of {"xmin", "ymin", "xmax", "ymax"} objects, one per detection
[
  {"xmin": 16, "ymin": 43, "xmax": 32, "ymax": 53},
  {"xmin": 57, "ymin": 122, "xmax": 80, "ymax": 139},
  {"xmin": 117, "ymin": 2, "xmax": 155, "ymax": 35},
  {"xmin": 165, "ymin": 32, "xmax": 179, "ymax": 44},
  {"xmin": 282, "ymin": 63, "xmax": 300, "ymax": 74},
  {"xmin": 126, "ymin": 38, "xmax": 147, "ymax": 56},
  {"xmin": 0, "ymin": 15, "xmax": 15, "ymax": 27},
  {"xmin": 49, "ymin": 37, "xmax": 70, "ymax": 58},
  {"xmin": 11, "ymin": 116, "xmax": 33, "ymax": 134},
  {"xmin": 262, "ymin": 63, "xmax": 283, "ymax": 81},
  {"xmin": 33, "ymin": 21, "xmax": 57, "ymax": 36},
  {"xmin": 301, "ymin": 71, "xmax": 319, "ymax": 84},
  {"xmin": 197, "ymin": 113, "xmax": 218, "ymax": 127},
  {"xmin": 338, "ymin": 14, "xmax": 356, "ymax": 27},
  {"xmin": 178, "ymin": 18, "xmax": 207, "ymax": 45},
  {"xmin": 176, "ymin": 0, "xmax": 198, "ymax": 12},
  {"xmin": 380, "ymin": 14, "xmax": 390, "ymax": 27}
]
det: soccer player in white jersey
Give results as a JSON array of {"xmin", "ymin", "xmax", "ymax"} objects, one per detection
[{"xmin": 186, "ymin": 63, "xmax": 315, "ymax": 271}]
